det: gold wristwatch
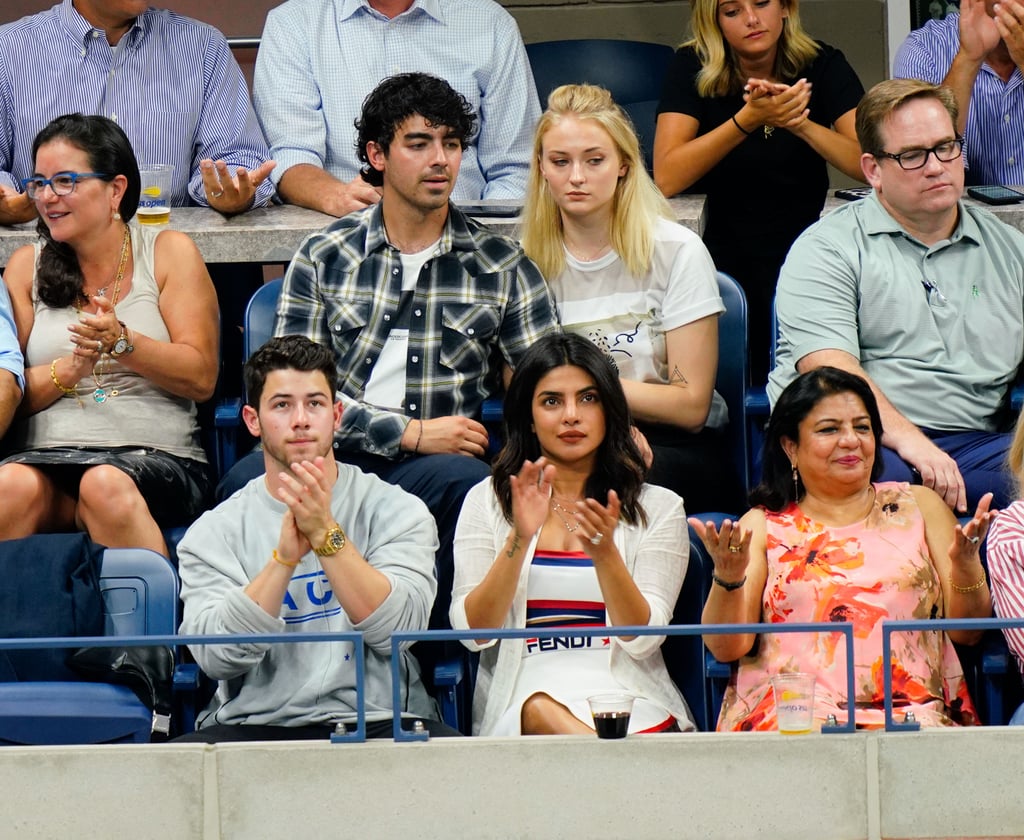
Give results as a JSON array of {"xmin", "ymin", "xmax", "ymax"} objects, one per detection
[
  {"xmin": 110, "ymin": 321, "xmax": 134, "ymax": 357},
  {"xmin": 313, "ymin": 524, "xmax": 347, "ymax": 557}
]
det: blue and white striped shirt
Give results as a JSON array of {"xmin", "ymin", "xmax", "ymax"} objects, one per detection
[
  {"xmin": 0, "ymin": 0, "xmax": 274, "ymax": 208},
  {"xmin": 894, "ymin": 15, "xmax": 1024, "ymax": 186},
  {"xmin": 253, "ymin": 0, "xmax": 540, "ymax": 200}
]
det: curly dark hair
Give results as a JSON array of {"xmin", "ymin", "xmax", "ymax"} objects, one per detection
[
  {"xmin": 491, "ymin": 333, "xmax": 648, "ymax": 526},
  {"xmin": 244, "ymin": 335, "xmax": 339, "ymax": 409},
  {"xmin": 750, "ymin": 366, "xmax": 885, "ymax": 511},
  {"xmin": 355, "ymin": 72, "xmax": 477, "ymax": 187},
  {"xmin": 30, "ymin": 113, "xmax": 141, "ymax": 309}
]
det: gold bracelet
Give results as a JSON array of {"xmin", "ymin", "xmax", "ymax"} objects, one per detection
[
  {"xmin": 49, "ymin": 358, "xmax": 77, "ymax": 396},
  {"xmin": 951, "ymin": 573, "xmax": 988, "ymax": 594},
  {"xmin": 272, "ymin": 549, "xmax": 300, "ymax": 569}
]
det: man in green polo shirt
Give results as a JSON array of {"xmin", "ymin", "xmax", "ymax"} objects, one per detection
[{"xmin": 769, "ymin": 78, "xmax": 1024, "ymax": 514}]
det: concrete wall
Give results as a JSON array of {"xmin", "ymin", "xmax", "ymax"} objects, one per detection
[{"xmin": 2, "ymin": 729, "xmax": 1024, "ymax": 839}]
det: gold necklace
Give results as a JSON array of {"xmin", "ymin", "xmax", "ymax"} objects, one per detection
[
  {"xmin": 90, "ymin": 226, "xmax": 131, "ymax": 404},
  {"xmin": 550, "ymin": 498, "xmax": 582, "ymax": 533},
  {"xmin": 763, "ymin": 125, "xmax": 775, "ymax": 140}
]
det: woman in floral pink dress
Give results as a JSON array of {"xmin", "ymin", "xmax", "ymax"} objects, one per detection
[{"xmin": 691, "ymin": 367, "xmax": 994, "ymax": 730}]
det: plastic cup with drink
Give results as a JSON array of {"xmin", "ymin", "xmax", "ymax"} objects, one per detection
[
  {"xmin": 771, "ymin": 672, "xmax": 816, "ymax": 735},
  {"xmin": 587, "ymin": 692, "xmax": 635, "ymax": 739},
  {"xmin": 138, "ymin": 164, "xmax": 173, "ymax": 225}
]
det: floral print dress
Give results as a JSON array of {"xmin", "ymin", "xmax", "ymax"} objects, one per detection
[{"xmin": 717, "ymin": 482, "xmax": 978, "ymax": 730}]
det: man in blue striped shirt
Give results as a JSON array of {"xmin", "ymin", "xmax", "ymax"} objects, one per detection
[
  {"xmin": 253, "ymin": 0, "xmax": 540, "ymax": 218},
  {"xmin": 0, "ymin": 0, "xmax": 276, "ymax": 224},
  {"xmin": 895, "ymin": 0, "xmax": 1024, "ymax": 186}
]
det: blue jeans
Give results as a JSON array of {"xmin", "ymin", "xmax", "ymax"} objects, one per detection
[{"xmin": 876, "ymin": 429, "xmax": 1013, "ymax": 511}]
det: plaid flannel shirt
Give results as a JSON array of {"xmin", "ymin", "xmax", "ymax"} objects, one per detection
[{"xmin": 275, "ymin": 203, "xmax": 559, "ymax": 457}]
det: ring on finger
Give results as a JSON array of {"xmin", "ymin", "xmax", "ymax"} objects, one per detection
[
  {"xmin": 967, "ymin": 535, "xmax": 980, "ymax": 545},
  {"xmin": 589, "ymin": 532, "xmax": 604, "ymax": 546},
  {"xmin": 728, "ymin": 544, "xmax": 741, "ymax": 553},
  {"xmin": 209, "ymin": 190, "xmax": 224, "ymax": 199}
]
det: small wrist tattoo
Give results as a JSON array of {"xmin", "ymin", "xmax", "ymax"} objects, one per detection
[{"xmin": 506, "ymin": 532, "xmax": 522, "ymax": 558}]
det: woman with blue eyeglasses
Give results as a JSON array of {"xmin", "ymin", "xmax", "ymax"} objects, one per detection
[{"xmin": 0, "ymin": 113, "xmax": 218, "ymax": 557}]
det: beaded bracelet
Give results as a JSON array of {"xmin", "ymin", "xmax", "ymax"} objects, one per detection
[
  {"xmin": 272, "ymin": 549, "xmax": 300, "ymax": 569},
  {"xmin": 951, "ymin": 573, "xmax": 987, "ymax": 594},
  {"xmin": 49, "ymin": 358, "xmax": 77, "ymax": 396}
]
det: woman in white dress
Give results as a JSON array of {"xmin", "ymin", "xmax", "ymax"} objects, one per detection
[{"xmin": 450, "ymin": 333, "xmax": 694, "ymax": 735}]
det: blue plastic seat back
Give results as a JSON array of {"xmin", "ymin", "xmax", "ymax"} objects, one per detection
[
  {"xmin": 715, "ymin": 271, "xmax": 750, "ymax": 495},
  {"xmin": 0, "ymin": 548, "xmax": 178, "ymax": 745},
  {"xmin": 244, "ymin": 277, "xmax": 284, "ymax": 363},
  {"xmin": 525, "ymin": 39, "xmax": 675, "ymax": 171}
]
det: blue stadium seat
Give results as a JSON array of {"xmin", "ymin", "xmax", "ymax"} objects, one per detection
[
  {"xmin": 0, "ymin": 548, "xmax": 179, "ymax": 745},
  {"xmin": 525, "ymin": 39, "xmax": 674, "ymax": 172},
  {"xmin": 715, "ymin": 271, "xmax": 750, "ymax": 498}
]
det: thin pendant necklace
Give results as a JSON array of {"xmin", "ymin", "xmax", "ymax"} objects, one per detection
[
  {"xmin": 90, "ymin": 225, "xmax": 131, "ymax": 405},
  {"xmin": 550, "ymin": 497, "xmax": 583, "ymax": 533}
]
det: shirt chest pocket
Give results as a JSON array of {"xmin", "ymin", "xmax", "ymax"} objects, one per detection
[
  {"xmin": 440, "ymin": 304, "xmax": 501, "ymax": 372},
  {"xmin": 328, "ymin": 301, "xmax": 372, "ymax": 346}
]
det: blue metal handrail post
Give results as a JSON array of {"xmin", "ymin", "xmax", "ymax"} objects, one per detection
[
  {"xmin": 0, "ymin": 630, "xmax": 367, "ymax": 743},
  {"xmin": 882, "ymin": 615, "xmax": 1024, "ymax": 731}
]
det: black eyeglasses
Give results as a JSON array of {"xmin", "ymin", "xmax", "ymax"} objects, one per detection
[
  {"xmin": 873, "ymin": 138, "xmax": 963, "ymax": 171},
  {"xmin": 21, "ymin": 171, "xmax": 110, "ymax": 199}
]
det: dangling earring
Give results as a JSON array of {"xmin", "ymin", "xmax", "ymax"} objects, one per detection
[
  {"xmin": 791, "ymin": 462, "xmax": 800, "ymax": 499},
  {"xmin": 112, "ymin": 211, "xmax": 121, "ymax": 221}
]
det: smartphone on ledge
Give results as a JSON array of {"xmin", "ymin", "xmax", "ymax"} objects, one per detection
[
  {"xmin": 834, "ymin": 187, "xmax": 872, "ymax": 201},
  {"xmin": 967, "ymin": 185, "xmax": 1024, "ymax": 205},
  {"xmin": 455, "ymin": 201, "xmax": 522, "ymax": 217}
]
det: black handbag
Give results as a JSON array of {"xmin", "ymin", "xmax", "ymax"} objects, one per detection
[{"xmin": 67, "ymin": 644, "xmax": 174, "ymax": 736}]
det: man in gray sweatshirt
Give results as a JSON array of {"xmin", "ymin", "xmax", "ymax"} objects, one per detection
[{"xmin": 177, "ymin": 335, "xmax": 454, "ymax": 740}]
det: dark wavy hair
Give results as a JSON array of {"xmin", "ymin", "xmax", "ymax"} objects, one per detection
[
  {"xmin": 750, "ymin": 366, "xmax": 885, "ymax": 511},
  {"xmin": 244, "ymin": 335, "xmax": 339, "ymax": 409},
  {"xmin": 355, "ymin": 72, "xmax": 477, "ymax": 187},
  {"xmin": 31, "ymin": 114, "xmax": 141, "ymax": 309},
  {"xmin": 491, "ymin": 333, "xmax": 648, "ymax": 526}
]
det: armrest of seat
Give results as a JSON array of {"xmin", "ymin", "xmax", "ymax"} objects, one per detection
[
  {"xmin": 433, "ymin": 655, "xmax": 466, "ymax": 734},
  {"xmin": 705, "ymin": 650, "xmax": 732, "ymax": 727}
]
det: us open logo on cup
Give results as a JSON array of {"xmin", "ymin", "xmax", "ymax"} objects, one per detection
[
  {"xmin": 138, "ymin": 164, "xmax": 173, "ymax": 225},
  {"xmin": 771, "ymin": 672, "xmax": 815, "ymax": 735}
]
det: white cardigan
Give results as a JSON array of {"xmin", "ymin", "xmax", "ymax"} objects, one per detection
[{"xmin": 450, "ymin": 478, "xmax": 695, "ymax": 735}]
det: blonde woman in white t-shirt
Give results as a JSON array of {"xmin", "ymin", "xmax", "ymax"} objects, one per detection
[{"xmin": 521, "ymin": 84, "xmax": 741, "ymax": 512}]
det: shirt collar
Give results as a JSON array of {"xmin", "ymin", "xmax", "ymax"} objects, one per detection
[
  {"xmin": 860, "ymin": 189, "xmax": 981, "ymax": 247},
  {"xmin": 362, "ymin": 201, "xmax": 475, "ymax": 257},
  {"xmin": 60, "ymin": 0, "xmax": 147, "ymax": 49},
  {"xmin": 338, "ymin": 0, "xmax": 442, "ymax": 24}
]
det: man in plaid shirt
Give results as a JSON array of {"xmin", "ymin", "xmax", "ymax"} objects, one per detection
[{"xmin": 222, "ymin": 73, "xmax": 558, "ymax": 631}]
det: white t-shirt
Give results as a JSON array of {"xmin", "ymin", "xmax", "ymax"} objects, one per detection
[
  {"xmin": 363, "ymin": 239, "xmax": 440, "ymax": 410},
  {"xmin": 546, "ymin": 217, "xmax": 727, "ymax": 428}
]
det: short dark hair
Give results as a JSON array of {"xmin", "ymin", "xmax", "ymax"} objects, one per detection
[
  {"xmin": 244, "ymin": 335, "xmax": 339, "ymax": 409},
  {"xmin": 32, "ymin": 113, "xmax": 142, "ymax": 309},
  {"xmin": 491, "ymin": 333, "xmax": 647, "ymax": 526},
  {"xmin": 355, "ymin": 72, "xmax": 477, "ymax": 187},
  {"xmin": 751, "ymin": 366, "xmax": 885, "ymax": 511}
]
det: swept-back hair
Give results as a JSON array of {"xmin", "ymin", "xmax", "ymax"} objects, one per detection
[
  {"xmin": 856, "ymin": 78, "xmax": 958, "ymax": 156},
  {"xmin": 355, "ymin": 72, "xmax": 477, "ymax": 187},
  {"xmin": 521, "ymin": 84, "xmax": 673, "ymax": 280},
  {"xmin": 491, "ymin": 333, "xmax": 648, "ymax": 526},
  {"xmin": 685, "ymin": 0, "xmax": 820, "ymax": 97},
  {"xmin": 750, "ymin": 366, "xmax": 884, "ymax": 511},
  {"xmin": 31, "ymin": 113, "xmax": 141, "ymax": 309},
  {"xmin": 244, "ymin": 335, "xmax": 339, "ymax": 409}
]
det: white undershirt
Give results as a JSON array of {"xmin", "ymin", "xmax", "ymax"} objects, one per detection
[{"xmin": 363, "ymin": 239, "xmax": 440, "ymax": 410}]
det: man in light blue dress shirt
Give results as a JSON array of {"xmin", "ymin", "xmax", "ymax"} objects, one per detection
[
  {"xmin": 0, "ymin": 0, "xmax": 276, "ymax": 224},
  {"xmin": 0, "ymin": 280, "xmax": 23, "ymax": 438},
  {"xmin": 894, "ymin": 0, "xmax": 1024, "ymax": 186},
  {"xmin": 253, "ymin": 0, "xmax": 540, "ymax": 217}
]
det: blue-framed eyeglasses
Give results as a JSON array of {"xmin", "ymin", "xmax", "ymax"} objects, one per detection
[
  {"xmin": 21, "ymin": 171, "xmax": 110, "ymax": 199},
  {"xmin": 873, "ymin": 138, "xmax": 963, "ymax": 171}
]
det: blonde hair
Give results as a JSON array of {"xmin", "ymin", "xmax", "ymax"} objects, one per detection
[
  {"xmin": 685, "ymin": 0, "xmax": 820, "ymax": 97},
  {"xmin": 1009, "ymin": 410, "xmax": 1024, "ymax": 497},
  {"xmin": 521, "ymin": 84, "xmax": 673, "ymax": 280}
]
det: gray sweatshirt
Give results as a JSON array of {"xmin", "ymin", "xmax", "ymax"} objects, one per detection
[{"xmin": 178, "ymin": 462, "xmax": 439, "ymax": 728}]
